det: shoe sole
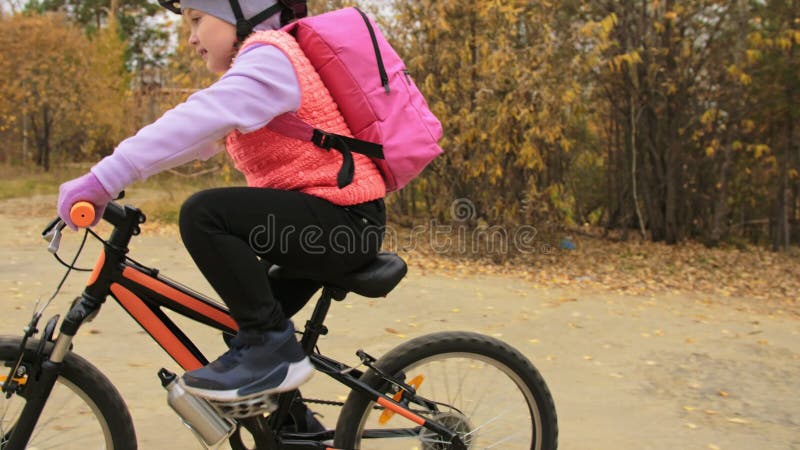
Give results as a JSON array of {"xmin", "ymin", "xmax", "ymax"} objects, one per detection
[{"xmin": 180, "ymin": 357, "xmax": 315, "ymax": 402}]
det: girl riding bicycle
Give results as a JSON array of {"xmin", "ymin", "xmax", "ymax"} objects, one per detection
[{"xmin": 56, "ymin": 0, "xmax": 386, "ymax": 404}]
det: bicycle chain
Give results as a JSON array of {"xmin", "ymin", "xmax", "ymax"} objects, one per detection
[
  {"xmin": 302, "ymin": 397, "xmax": 345, "ymax": 407},
  {"xmin": 302, "ymin": 397, "xmax": 387, "ymax": 411}
]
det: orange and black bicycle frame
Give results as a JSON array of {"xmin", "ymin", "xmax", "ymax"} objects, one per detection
[{"xmin": 7, "ymin": 202, "xmax": 465, "ymax": 450}]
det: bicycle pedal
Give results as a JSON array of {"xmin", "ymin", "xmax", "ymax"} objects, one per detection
[{"xmin": 207, "ymin": 393, "xmax": 279, "ymax": 419}]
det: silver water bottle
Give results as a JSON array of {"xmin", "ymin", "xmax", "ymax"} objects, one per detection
[{"xmin": 159, "ymin": 368, "xmax": 235, "ymax": 447}]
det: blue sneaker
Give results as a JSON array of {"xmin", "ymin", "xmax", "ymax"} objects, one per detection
[{"xmin": 180, "ymin": 321, "xmax": 314, "ymax": 402}]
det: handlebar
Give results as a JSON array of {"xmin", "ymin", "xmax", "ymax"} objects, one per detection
[
  {"xmin": 70, "ymin": 202, "xmax": 96, "ymax": 228},
  {"xmin": 43, "ymin": 193, "xmax": 141, "ymax": 255}
]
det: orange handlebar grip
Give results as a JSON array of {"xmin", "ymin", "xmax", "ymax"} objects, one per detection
[{"xmin": 70, "ymin": 201, "xmax": 96, "ymax": 228}]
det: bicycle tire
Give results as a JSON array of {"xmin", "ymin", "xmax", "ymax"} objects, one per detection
[
  {"xmin": 334, "ymin": 331, "xmax": 558, "ymax": 449},
  {"xmin": 0, "ymin": 336, "xmax": 137, "ymax": 450}
]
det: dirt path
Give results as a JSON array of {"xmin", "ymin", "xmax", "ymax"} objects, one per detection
[{"xmin": 0, "ymin": 198, "xmax": 798, "ymax": 449}]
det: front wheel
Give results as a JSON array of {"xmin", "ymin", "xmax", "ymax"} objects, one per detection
[
  {"xmin": 0, "ymin": 336, "xmax": 137, "ymax": 449},
  {"xmin": 334, "ymin": 331, "xmax": 558, "ymax": 449}
]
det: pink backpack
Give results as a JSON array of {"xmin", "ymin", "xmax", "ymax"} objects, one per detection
[{"xmin": 266, "ymin": 7, "xmax": 443, "ymax": 192}]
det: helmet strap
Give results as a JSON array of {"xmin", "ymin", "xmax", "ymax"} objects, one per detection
[{"xmin": 228, "ymin": 0, "xmax": 284, "ymax": 42}]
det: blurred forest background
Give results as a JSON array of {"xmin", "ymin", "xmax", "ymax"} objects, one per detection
[{"xmin": 0, "ymin": 0, "xmax": 797, "ymax": 252}]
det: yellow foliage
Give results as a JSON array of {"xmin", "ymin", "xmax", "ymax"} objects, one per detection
[
  {"xmin": 0, "ymin": 12, "xmax": 129, "ymax": 166},
  {"xmin": 700, "ymin": 109, "xmax": 718, "ymax": 125},
  {"xmin": 601, "ymin": 13, "xmax": 618, "ymax": 34},
  {"xmin": 562, "ymin": 89, "xmax": 577, "ymax": 103},
  {"xmin": 745, "ymin": 49, "xmax": 761, "ymax": 64},
  {"xmin": 610, "ymin": 51, "xmax": 642, "ymax": 72},
  {"xmin": 665, "ymin": 82, "xmax": 677, "ymax": 95},
  {"xmin": 739, "ymin": 73, "xmax": 752, "ymax": 86},
  {"xmin": 775, "ymin": 37, "xmax": 792, "ymax": 50},
  {"xmin": 751, "ymin": 144, "xmax": 770, "ymax": 159},
  {"xmin": 747, "ymin": 32, "xmax": 763, "ymax": 47}
]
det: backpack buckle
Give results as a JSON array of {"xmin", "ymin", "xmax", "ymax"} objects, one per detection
[{"xmin": 311, "ymin": 129, "xmax": 333, "ymax": 150}]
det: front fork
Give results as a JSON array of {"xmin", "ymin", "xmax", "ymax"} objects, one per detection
[{"xmin": 3, "ymin": 294, "xmax": 102, "ymax": 450}]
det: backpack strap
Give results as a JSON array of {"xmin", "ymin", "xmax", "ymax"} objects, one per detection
[{"xmin": 267, "ymin": 113, "xmax": 384, "ymax": 188}]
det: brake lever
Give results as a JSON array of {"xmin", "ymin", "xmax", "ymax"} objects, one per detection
[
  {"xmin": 41, "ymin": 217, "xmax": 61, "ymax": 237},
  {"xmin": 42, "ymin": 221, "xmax": 66, "ymax": 254}
]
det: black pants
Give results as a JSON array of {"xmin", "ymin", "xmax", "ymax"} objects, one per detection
[{"xmin": 179, "ymin": 188, "xmax": 385, "ymax": 332}]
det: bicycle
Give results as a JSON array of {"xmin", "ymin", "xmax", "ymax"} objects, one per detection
[{"xmin": 1, "ymin": 199, "xmax": 558, "ymax": 449}]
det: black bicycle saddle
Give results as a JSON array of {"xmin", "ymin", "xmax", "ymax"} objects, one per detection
[{"xmin": 268, "ymin": 252, "xmax": 407, "ymax": 298}]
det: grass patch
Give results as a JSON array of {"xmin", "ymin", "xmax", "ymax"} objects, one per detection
[
  {"xmin": 0, "ymin": 165, "xmax": 88, "ymax": 200},
  {"xmin": 0, "ymin": 162, "xmax": 245, "ymax": 223},
  {"xmin": 112, "ymin": 168, "xmax": 245, "ymax": 224}
]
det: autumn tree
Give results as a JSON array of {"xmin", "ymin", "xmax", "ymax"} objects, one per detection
[
  {"xmin": 24, "ymin": 0, "xmax": 170, "ymax": 69},
  {"xmin": 0, "ymin": 12, "xmax": 128, "ymax": 169},
  {"xmin": 307, "ymin": 0, "xmax": 359, "ymax": 12},
  {"xmin": 739, "ymin": 0, "xmax": 799, "ymax": 250},
  {"xmin": 389, "ymin": 0, "xmax": 593, "ymax": 231}
]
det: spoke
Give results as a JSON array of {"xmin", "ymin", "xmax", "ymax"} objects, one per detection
[
  {"xmin": 0, "ymin": 396, "xmax": 19, "ymax": 427},
  {"xmin": 452, "ymin": 359, "xmax": 468, "ymax": 412},
  {"xmin": 1, "ymin": 423, "xmax": 12, "ymax": 448},
  {"xmin": 0, "ymin": 398, "xmax": 22, "ymax": 440},
  {"xmin": 468, "ymin": 378, "xmax": 493, "ymax": 418},
  {"xmin": 420, "ymin": 434, "xmax": 450, "ymax": 445},
  {"xmin": 5, "ymin": 383, "xmax": 103, "ymax": 449},
  {"xmin": 429, "ymin": 362, "xmax": 437, "ymax": 412},
  {"xmin": 441, "ymin": 360, "xmax": 452, "ymax": 408},
  {"xmin": 484, "ymin": 431, "xmax": 527, "ymax": 449},
  {"xmin": 463, "ymin": 410, "xmax": 511, "ymax": 438},
  {"xmin": 29, "ymin": 388, "xmax": 75, "ymax": 444},
  {"xmin": 30, "ymin": 429, "xmax": 101, "ymax": 449}
]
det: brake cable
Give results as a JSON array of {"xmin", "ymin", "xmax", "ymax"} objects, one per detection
[
  {"xmin": 3, "ymin": 228, "xmax": 91, "ymax": 396},
  {"xmin": 38, "ymin": 228, "xmax": 90, "ymax": 314},
  {"xmin": 50, "ymin": 228, "xmax": 106, "ymax": 272}
]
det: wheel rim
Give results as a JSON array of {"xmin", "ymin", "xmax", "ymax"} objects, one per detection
[
  {"xmin": 1, "ymin": 374, "xmax": 114, "ymax": 449},
  {"xmin": 352, "ymin": 352, "xmax": 542, "ymax": 450}
]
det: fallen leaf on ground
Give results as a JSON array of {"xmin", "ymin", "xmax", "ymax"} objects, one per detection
[{"xmin": 726, "ymin": 417, "xmax": 749, "ymax": 424}]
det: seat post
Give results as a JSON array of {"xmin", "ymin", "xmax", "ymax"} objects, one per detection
[
  {"xmin": 299, "ymin": 287, "xmax": 339, "ymax": 354},
  {"xmin": 268, "ymin": 289, "xmax": 338, "ymax": 435}
]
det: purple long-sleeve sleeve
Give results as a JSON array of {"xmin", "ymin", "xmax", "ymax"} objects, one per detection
[{"xmin": 91, "ymin": 44, "xmax": 301, "ymax": 196}]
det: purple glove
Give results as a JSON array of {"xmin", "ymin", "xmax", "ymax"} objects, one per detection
[{"xmin": 57, "ymin": 172, "xmax": 113, "ymax": 230}]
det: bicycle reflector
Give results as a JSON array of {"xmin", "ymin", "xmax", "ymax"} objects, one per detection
[
  {"xmin": 379, "ymin": 374, "xmax": 424, "ymax": 424},
  {"xmin": 70, "ymin": 202, "xmax": 95, "ymax": 228},
  {"xmin": 0, "ymin": 375, "xmax": 28, "ymax": 386}
]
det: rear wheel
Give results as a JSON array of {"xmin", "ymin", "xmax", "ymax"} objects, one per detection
[
  {"xmin": 0, "ymin": 336, "xmax": 137, "ymax": 449},
  {"xmin": 334, "ymin": 331, "xmax": 558, "ymax": 449}
]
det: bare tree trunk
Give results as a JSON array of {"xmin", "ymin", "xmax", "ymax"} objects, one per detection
[
  {"xmin": 605, "ymin": 110, "xmax": 616, "ymax": 232},
  {"xmin": 630, "ymin": 93, "xmax": 646, "ymax": 239},
  {"xmin": 42, "ymin": 106, "xmax": 52, "ymax": 172},
  {"xmin": 773, "ymin": 99, "xmax": 792, "ymax": 251},
  {"xmin": 709, "ymin": 143, "xmax": 732, "ymax": 246},
  {"xmin": 662, "ymin": 0, "xmax": 680, "ymax": 244},
  {"xmin": 30, "ymin": 107, "xmax": 52, "ymax": 171}
]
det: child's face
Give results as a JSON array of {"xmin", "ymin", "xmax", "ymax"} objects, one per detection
[{"xmin": 185, "ymin": 9, "xmax": 237, "ymax": 73}]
